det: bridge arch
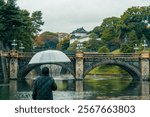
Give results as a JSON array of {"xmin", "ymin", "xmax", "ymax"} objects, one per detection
[
  {"xmin": 20, "ymin": 63, "xmax": 75, "ymax": 79},
  {"xmin": 84, "ymin": 60, "xmax": 141, "ymax": 80}
]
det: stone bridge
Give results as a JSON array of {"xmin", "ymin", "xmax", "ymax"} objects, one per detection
[{"xmin": 0, "ymin": 50, "xmax": 150, "ymax": 81}]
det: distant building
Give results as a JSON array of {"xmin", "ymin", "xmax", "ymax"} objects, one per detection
[
  {"xmin": 70, "ymin": 27, "xmax": 89, "ymax": 44},
  {"xmin": 70, "ymin": 35, "xmax": 91, "ymax": 44},
  {"xmin": 71, "ymin": 27, "xmax": 87, "ymax": 38}
]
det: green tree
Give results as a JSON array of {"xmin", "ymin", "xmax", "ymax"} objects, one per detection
[
  {"xmin": 39, "ymin": 31, "xmax": 58, "ymax": 49},
  {"xmin": 91, "ymin": 17, "xmax": 120, "ymax": 48},
  {"xmin": 31, "ymin": 11, "xmax": 44, "ymax": 36},
  {"xmin": 120, "ymin": 30, "xmax": 138, "ymax": 53},
  {"xmin": 120, "ymin": 44, "xmax": 132, "ymax": 53},
  {"xmin": 1, "ymin": 0, "xmax": 24, "ymax": 49},
  {"xmin": 91, "ymin": 26, "xmax": 101, "ymax": 37},
  {"xmin": 119, "ymin": 6, "xmax": 150, "ymax": 43},
  {"xmin": 90, "ymin": 6, "xmax": 150, "ymax": 53},
  {"xmin": 57, "ymin": 36, "xmax": 70, "ymax": 51},
  {"xmin": 84, "ymin": 38, "xmax": 100, "ymax": 51},
  {"xmin": 0, "ymin": 0, "xmax": 6, "ymax": 48},
  {"xmin": 99, "ymin": 17, "xmax": 120, "ymax": 51},
  {"xmin": 0, "ymin": 0, "xmax": 44, "ymax": 51},
  {"xmin": 98, "ymin": 46, "xmax": 110, "ymax": 53},
  {"xmin": 23, "ymin": 11, "xmax": 44, "ymax": 51},
  {"xmin": 18, "ymin": 10, "xmax": 33, "ymax": 51},
  {"xmin": 89, "ymin": 32, "xmax": 98, "ymax": 39},
  {"xmin": 67, "ymin": 41, "xmax": 78, "ymax": 52},
  {"xmin": 83, "ymin": 33, "xmax": 102, "ymax": 52}
]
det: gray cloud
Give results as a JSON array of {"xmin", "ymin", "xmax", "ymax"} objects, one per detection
[{"xmin": 17, "ymin": 0, "xmax": 150, "ymax": 33}]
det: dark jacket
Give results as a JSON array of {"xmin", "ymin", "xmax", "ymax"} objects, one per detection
[{"xmin": 32, "ymin": 76, "xmax": 57, "ymax": 100}]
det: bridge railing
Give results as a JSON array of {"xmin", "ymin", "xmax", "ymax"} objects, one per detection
[
  {"xmin": 17, "ymin": 52, "xmax": 35, "ymax": 58},
  {"xmin": 84, "ymin": 53, "xmax": 141, "ymax": 59},
  {"xmin": 0, "ymin": 50, "xmax": 146, "ymax": 59},
  {"xmin": 0, "ymin": 51, "xmax": 9, "ymax": 57}
]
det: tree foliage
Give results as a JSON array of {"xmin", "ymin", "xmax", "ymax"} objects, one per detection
[
  {"xmin": 120, "ymin": 30, "xmax": 138, "ymax": 53},
  {"xmin": 119, "ymin": 6, "xmax": 150, "ymax": 53},
  {"xmin": 0, "ymin": 0, "xmax": 44, "ymax": 51},
  {"xmin": 57, "ymin": 36, "xmax": 70, "ymax": 51},
  {"xmin": 90, "ymin": 6, "xmax": 150, "ymax": 53},
  {"xmin": 67, "ymin": 41, "xmax": 78, "ymax": 52},
  {"xmin": 98, "ymin": 46, "xmax": 110, "ymax": 53},
  {"xmin": 35, "ymin": 31, "xmax": 59, "ymax": 49}
]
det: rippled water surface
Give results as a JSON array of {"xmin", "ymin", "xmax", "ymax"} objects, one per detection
[{"xmin": 0, "ymin": 75, "xmax": 150, "ymax": 100}]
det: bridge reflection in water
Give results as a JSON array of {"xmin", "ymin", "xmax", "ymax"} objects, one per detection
[{"xmin": 0, "ymin": 75, "xmax": 149, "ymax": 100}]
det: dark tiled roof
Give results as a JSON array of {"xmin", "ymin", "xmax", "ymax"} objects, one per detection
[{"xmin": 71, "ymin": 27, "xmax": 87, "ymax": 34}]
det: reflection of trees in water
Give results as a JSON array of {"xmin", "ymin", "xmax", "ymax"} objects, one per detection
[
  {"xmin": 120, "ymin": 81, "xmax": 141, "ymax": 96},
  {"xmin": 55, "ymin": 79, "xmax": 75, "ymax": 91},
  {"xmin": 83, "ymin": 78, "xmax": 142, "ymax": 99},
  {"xmin": 2, "ymin": 77, "xmax": 148, "ymax": 100},
  {"xmin": 0, "ymin": 86, "xmax": 10, "ymax": 99},
  {"xmin": 15, "ymin": 80, "xmax": 35, "ymax": 99}
]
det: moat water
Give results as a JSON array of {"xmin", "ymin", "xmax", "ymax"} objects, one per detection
[{"xmin": 0, "ymin": 75, "xmax": 150, "ymax": 100}]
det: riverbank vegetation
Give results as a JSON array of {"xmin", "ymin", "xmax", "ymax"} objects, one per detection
[{"xmin": 89, "ymin": 65, "xmax": 128, "ymax": 75}]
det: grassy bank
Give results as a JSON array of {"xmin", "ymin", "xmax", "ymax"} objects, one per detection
[{"xmin": 89, "ymin": 65, "xmax": 128, "ymax": 75}]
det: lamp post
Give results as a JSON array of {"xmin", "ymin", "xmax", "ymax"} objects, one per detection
[
  {"xmin": 75, "ymin": 41, "xmax": 84, "ymax": 80},
  {"xmin": 19, "ymin": 42, "xmax": 25, "ymax": 52},
  {"xmin": 133, "ymin": 44, "xmax": 138, "ymax": 53},
  {"xmin": 142, "ymin": 40, "xmax": 148, "ymax": 51},
  {"xmin": 10, "ymin": 39, "xmax": 18, "ymax": 79},
  {"xmin": 76, "ymin": 42, "xmax": 83, "ymax": 52},
  {"xmin": 11, "ymin": 40, "xmax": 17, "ymax": 50},
  {"xmin": 96, "ymin": 38, "xmax": 101, "ymax": 41}
]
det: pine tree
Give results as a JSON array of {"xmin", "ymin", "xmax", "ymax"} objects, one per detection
[
  {"xmin": 2, "ymin": 0, "xmax": 25, "ymax": 49},
  {"xmin": 0, "ymin": 0, "xmax": 44, "ymax": 51},
  {"xmin": 0, "ymin": 0, "xmax": 6, "ymax": 42}
]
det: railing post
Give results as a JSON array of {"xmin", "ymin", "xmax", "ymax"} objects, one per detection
[
  {"xmin": 140, "ymin": 51, "xmax": 150, "ymax": 80},
  {"xmin": 75, "ymin": 51, "xmax": 84, "ymax": 80},
  {"xmin": 9, "ymin": 50, "xmax": 18, "ymax": 79}
]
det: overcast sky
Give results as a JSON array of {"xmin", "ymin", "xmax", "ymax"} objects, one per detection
[{"xmin": 17, "ymin": 0, "xmax": 150, "ymax": 33}]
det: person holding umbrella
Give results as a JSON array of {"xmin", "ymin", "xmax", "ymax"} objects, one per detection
[
  {"xmin": 29, "ymin": 50, "xmax": 71, "ymax": 100},
  {"xmin": 32, "ymin": 67, "xmax": 57, "ymax": 100}
]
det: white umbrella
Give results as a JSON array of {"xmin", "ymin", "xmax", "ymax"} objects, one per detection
[{"xmin": 29, "ymin": 50, "xmax": 71, "ymax": 65}]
